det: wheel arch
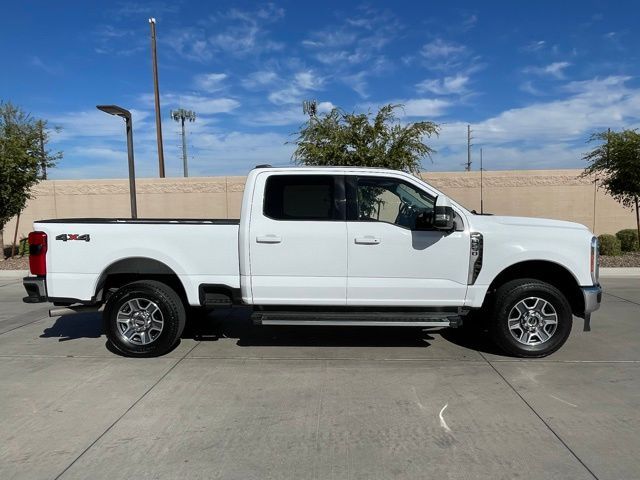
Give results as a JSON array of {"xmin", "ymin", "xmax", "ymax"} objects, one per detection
[
  {"xmin": 94, "ymin": 257, "xmax": 188, "ymax": 305},
  {"xmin": 487, "ymin": 260, "xmax": 585, "ymax": 317}
]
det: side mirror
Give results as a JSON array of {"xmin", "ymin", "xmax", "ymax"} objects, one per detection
[{"xmin": 433, "ymin": 196, "xmax": 454, "ymax": 231}]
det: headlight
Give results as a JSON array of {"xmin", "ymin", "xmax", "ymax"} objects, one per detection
[{"xmin": 590, "ymin": 236, "xmax": 599, "ymax": 284}]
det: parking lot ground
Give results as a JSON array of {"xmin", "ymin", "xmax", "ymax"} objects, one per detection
[{"xmin": 0, "ymin": 275, "xmax": 638, "ymax": 480}]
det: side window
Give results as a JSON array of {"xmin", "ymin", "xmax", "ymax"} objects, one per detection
[
  {"xmin": 355, "ymin": 176, "xmax": 435, "ymax": 229},
  {"xmin": 264, "ymin": 175, "xmax": 338, "ymax": 221}
]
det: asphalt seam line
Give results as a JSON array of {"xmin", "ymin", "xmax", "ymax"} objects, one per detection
[
  {"xmin": 53, "ymin": 341, "xmax": 201, "ymax": 480},
  {"xmin": 603, "ymin": 291, "xmax": 640, "ymax": 307},
  {"xmin": 0, "ymin": 312, "xmax": 50, "ymax": 336},
  {"xmin": 0, "ymin": 353, "xmax": 638, "ymax": 364},
  {"xmin": 479, "ymin": 351, "xmax": 600, "ymax": 480}
]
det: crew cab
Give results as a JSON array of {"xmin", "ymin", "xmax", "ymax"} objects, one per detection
[{"xmin": 23, "ymin": 166, "xmax": 602, "ymax": 357}]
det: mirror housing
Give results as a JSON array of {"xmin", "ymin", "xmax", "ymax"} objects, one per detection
[{"xmin": 433, "ymin": 196, "xmax": 455, "ymax": 231}]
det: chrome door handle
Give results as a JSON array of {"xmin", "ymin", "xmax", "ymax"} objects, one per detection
[
  {"xmin": 256, "ymin": 234, "xmax": 282, "ymax": 244},
  {"xmin": 354, "ymin": 236, "xmax": 381, "ymax": 245}
]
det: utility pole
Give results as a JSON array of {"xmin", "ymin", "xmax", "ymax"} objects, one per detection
[
  {"xmin": 171, "ymin": 109, "xmax": 196, "ymax": 177},
  {"xmin": 149, "ymin": 18, "xmax": 166, "ymax": 178},
  {"xmin": 480, "ymin": 148, "xmax": 484, "ymax": 214},
  {"xmin": 466, "ymin": 124, "xmax": 473, "ymax": 171},
  {"xmin": 37, "ymin": 120, "xmax": 46, "ymax": 180}
]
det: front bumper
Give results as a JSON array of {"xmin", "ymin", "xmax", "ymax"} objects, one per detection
[
  {"xmin": 582, "ymin": 284, "xmax": 602, "ymax": 314},
  {"xmin": 23, "ymin": 276, "xmax": 47, "ymax": 303}
]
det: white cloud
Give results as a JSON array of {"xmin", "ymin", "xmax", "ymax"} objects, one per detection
[
  {"xmin": 29, "ymin": 56, "xmax": 62, "ymax": 75},
  {"xmin": 522, "ymin": 40, "xmax": 546, "ymax": 52},
  {"xmin": 188, "ymin": 131, "xmax": 294, "ymax": 174},
  {"xmin": 294, "ymin": 71, "xmax": 323, "ymax": 90},
  {"xmin": 207, "ymin": 4, "xmax": 284, "ymax": 56},
  {"xmin": 416, "ymin": 75, "xmax": 469, "ymax": 95},
  {"xmin": 166, "ymin": 29, "xmax": 211, "ymax": 62},
  {"xmin": 47, "ymin": 109, "xmax": 152, "ymax": 141},
  {"xmin": 268, "ymin": 70, "xmax": 325, "ymax": 105},
  {"xmin": 167, "ymin": 5, "xmax": 284, "ymax": 61},
  {"xmin": 165, "ymin": 95, "xmax": 240, "ymax": 115},
  {"xmin": 524, "ymin": 61, "xmax": 571, "ymax": 79},
  {"xmin": 434, "ymin": 76, "xmax": 640, "ymax": 150},
  {"xmin": 344, "ymin": 71, "xmax": 370, "ymax": 98},
  {"xmin": 245, "ymin": 101, "xmax": 335, "ymax": 127},
  {"xmin": 93, "ymin": 25, "xmax": 146, "ymax": 57},
  {"xmin": 519, "ymin": 81, "xmax": 544, "ymax": 96},
  {"xmin": 401, "ymin": 99, "xmax": 450, "ymax": 117},
  {"xmin": 194, "ymin": 73, "xmax": 228, "ymax": 92},
  {"xmin": 302, "ymin": 7, "xmax": 399, "ymax": 71},
  {"xmin": 241, "ymin": 70, "xmax": 279, "ymax": 89},
  {"xmin": 421, "ymin": 39, "xmax": 466, "ymax": 59},
  {"xmin": 138, "ymin": 93, "xmax": 240, "ymax": 115}
]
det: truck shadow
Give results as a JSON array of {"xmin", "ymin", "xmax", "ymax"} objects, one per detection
[
  {"xmin": 41, "ymin": 312, "xmax": 103, "ymax": 341},
  {"xmin": 40, "ymin": 308, "xmax": 501, "ymax": 354},
  {"xmin": 184, "ymin": 308, "xmax": 435, "ymax": 348}
]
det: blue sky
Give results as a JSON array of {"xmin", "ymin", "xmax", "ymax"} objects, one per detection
[{"xmin": 2, "ymin": 0, "xmax": 639, "ymax": 179}]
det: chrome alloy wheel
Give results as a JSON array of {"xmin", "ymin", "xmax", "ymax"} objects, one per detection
[
  {"xmin": 116, "ymin": 298, "xmax": 164, "ymax": 345},
  {"xmin": 507, "ymin": 297, "xmax": 558, "ymax": 346}
]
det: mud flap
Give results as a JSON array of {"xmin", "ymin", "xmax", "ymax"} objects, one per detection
[{"xmin": 583, "ymin": 313, "xmax": 591, "ymax": 332}]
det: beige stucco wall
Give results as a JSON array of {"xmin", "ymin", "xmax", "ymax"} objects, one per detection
[{"xmin": 2, "ymin": 169, "xmax": 637, "ymax": 245}]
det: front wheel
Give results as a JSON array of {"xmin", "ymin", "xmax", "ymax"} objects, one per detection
[
  {"xmin": 104, "ymin": 280, "xmax": 186, "ymax": 357},
  {"xmin": 490, "ymin": 279, "xmax": 572, "ymax": 358}
]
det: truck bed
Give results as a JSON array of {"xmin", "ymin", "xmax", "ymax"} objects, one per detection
[
  {"xmin": 34, "ymin": 218, "xmax": 241, "ymax": 305},
  {"xmin": 37, "ymin": 218, "xmax": 240, "ymax": 225}
]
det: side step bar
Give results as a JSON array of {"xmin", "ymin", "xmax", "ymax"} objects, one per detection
[{"xmin": 253, "ymin": 311, "xmax": 463, "ymax": 328}]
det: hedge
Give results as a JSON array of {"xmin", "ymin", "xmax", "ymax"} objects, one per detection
[
  {"xmin": 616, "ymin": 229, "xmax": 639, "ymax": 252},
  {"xmin": 598, "ymin": 234, "xmax": 622, "ymax": 256}
]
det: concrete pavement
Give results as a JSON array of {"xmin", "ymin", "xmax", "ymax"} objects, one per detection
[{"xmin": 0, "ymin": 273, "xmax": 638, "ymax": 479}]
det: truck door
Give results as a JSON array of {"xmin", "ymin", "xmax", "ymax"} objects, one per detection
[
  {"xmin": 345, "ymin": 174, "xmax": 470, "ymax": 306},
  {"xmin": 248, "ymin": 173, "xmax": 347, "ymax": 305}
]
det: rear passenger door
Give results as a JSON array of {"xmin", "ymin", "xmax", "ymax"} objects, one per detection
[{"xmin": 248, "ymin": 173, "xmax": 347, "ymax": 305}]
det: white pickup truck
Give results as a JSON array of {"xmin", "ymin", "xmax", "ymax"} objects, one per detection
[{"xmin": 23, "ymin": 166, "xmax": 601, "ymax": 357}]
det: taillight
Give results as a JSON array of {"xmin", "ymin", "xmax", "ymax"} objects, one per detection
[{"xmin": 28, "ymin": 231, "xmax": 47, "ymax": 276}]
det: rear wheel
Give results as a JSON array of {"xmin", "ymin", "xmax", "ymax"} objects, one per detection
[
  {"xmin": 104, "ymin": 280, "xmax": 186, "ymax": 357},
  {"xmin": 490, "ymin": 279, "xmax": 572, "ymax": 358}
]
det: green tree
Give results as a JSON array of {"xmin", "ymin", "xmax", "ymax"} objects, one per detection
[
  {"xmin": 583, "ymin": 129, "xmax": 640, "ymax": 242},
  {"xmin": 0, "ymin": 102, "xmax": 61, "ymax": 255},
  {"xmin": 291, "ymin": 103, "xmax": 440, "ymax": 174}
]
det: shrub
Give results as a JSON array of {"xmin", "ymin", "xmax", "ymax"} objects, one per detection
[
  {"xmin": 18, "ymin": 237, "xmax": 29, "ymax": 256},
  {"xmin": 598, "ymin": 234, "xmax": 622, "ymax": 256},
  {"xmin": 615, "ymin": 229, "xmax": 639, "ymax": 252}
]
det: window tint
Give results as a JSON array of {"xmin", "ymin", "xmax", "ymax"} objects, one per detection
[
  {"xmin": 264, "ymin": 175, "xmax": 337, "ymax": 220},
  {"xmin": 356, "ymin": 176, "xmax": 435, "ymax": 229}
]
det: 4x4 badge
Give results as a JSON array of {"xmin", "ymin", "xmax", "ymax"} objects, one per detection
[{"xmin": 55, "ymin": 234, "xmax": 90, "ymax": 242}]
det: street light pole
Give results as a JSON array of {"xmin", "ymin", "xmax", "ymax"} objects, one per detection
[{"xmin": 96, "ymin": 105, "xmax": 138, "ymax": 219}]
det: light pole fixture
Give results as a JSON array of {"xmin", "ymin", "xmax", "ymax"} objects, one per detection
[
  {"xmin": 170, "ymin": 108, "xmax": 196, "ymax": 177},
  {"xmin": 96, "ymin": 105, "xmax": 138, "ymax": 219}
]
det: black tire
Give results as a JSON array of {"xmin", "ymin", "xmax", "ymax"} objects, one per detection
[
  {"xmin": 489, "ymin": 278, "xmax": 572, "ymax": 358},
  {"xmin": 104, "ymin": 280, "xmax": 186, "ymax": 357}
]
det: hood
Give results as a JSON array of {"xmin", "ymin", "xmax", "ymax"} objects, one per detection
[{"xmin": 472, "ymin": 215, "xmax": 590, "ymax": 231}]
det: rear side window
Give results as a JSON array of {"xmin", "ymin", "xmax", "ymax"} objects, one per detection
[{"xmin": 264, "ymin": 175, "xmax": 338, "ymax": 220}]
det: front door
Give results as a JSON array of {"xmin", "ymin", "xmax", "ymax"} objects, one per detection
[
  {"xmin": 249, "ymin": 173, "xmax": 347, "ymax": 305},
  {"xmin": 346, "ymin": 174, "xmax": 470, "ymax": 306}
]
